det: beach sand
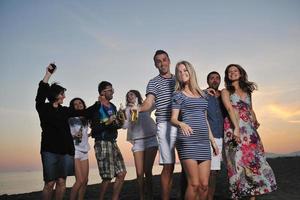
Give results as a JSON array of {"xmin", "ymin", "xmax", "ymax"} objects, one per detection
[{"xmin": 1, "ymin": 157, "xmax": 299, "ymax": 200}]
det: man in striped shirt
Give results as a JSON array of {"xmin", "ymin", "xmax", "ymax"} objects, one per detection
[{"xmin": 139, "ymin": 50, "xmax": 177, "ymax": 200}]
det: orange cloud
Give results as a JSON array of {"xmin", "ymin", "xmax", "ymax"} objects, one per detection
[
  {"xmin": 288, "ymin": 120, "xmax": 300, "ymax": 123},
  {"xmin": 267, "ymin": 104, "xmax": 300, "ymax": 119}
]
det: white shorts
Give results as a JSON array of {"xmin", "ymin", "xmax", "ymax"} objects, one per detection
[
  {"xmin": 210, "ymin": 138, "xmax": 223, "ymax": 170},
  {"xmin": 74, "ymin": 150, "xmax": 89, "ymax": 161},
  {"xmin": 157, "ymin": 122, "xmax": 177, "ymax": 164},
  {"xmin": 131, "ymin": 136, "xmax": 158, "ymax": 153}
]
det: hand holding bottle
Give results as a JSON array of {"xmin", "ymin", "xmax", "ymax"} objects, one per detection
[{"xmin": 75, "ymin": 127, "xmax": 83, "ymax": 145}]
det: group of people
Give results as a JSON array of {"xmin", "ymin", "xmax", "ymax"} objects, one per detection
[{"xmin": 35, "ymin": 50, "xmax": 277, "ymax": 200}]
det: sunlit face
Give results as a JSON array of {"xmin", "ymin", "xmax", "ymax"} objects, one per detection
[
  {"xmin": 154, "ymin": 53, "xmax": 170, "ymax": 76},
  {"xmin": 177, "ymin": 64, "xmax": 190, "ymax": 84},
  {"xmin": 127, "ymin": 92, "xmax": 137, "ymax": 105},
  {"xmin": 56, "ymin": 91, "xmax": 65, "ymax": 105},
  {"xmin": 102, "ymin": 86, "xmax": 114, "ymax": 100},
  {"xmin": 73, "ymin": 99, "xmax": 85, "ymax": 111},
  {"xmin": 208, "ymin": 73, "xmax": 221, "ymax": 90},
  {"xmin": 228, "ymin": 66, "xmax": 241, "ymax": 81}
]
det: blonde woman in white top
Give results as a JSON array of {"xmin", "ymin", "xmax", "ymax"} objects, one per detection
[{"xmin": 123, "ymin": 90, "xmax": 158, "ymax": 200}]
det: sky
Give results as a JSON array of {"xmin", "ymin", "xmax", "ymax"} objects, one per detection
[{"xmin": 0, "ymin": 0, "xmax": 300, "ymax": 172}]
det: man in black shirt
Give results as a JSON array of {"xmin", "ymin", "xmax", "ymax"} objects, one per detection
[
  {"xmin": 36, "ymin": 64, "xmax": 74, "ymax": 200},
  {"xmin": 87, "ymin": 81, "xmax": 126, "ymax": 200}
]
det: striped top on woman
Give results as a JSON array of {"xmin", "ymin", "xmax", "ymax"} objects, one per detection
[{"xmin": 172, "ymin": 91, "xmax": 211, "ymax": 161}]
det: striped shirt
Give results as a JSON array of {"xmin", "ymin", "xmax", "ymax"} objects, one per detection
[
  {"xmin": 146, "ymin": 74, "xmax": 176, "ymax": 123},
  {"xmin": 172, "ymin": 91, "xmax": 211, "ymax": 161}
]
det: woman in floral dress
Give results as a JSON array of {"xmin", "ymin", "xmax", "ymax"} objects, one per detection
[{"xmin": 221, "ymin": 64, "xmax": 277, "ymax": 200}]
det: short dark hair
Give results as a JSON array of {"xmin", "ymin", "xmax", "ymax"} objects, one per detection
[
  {"xmin": 207, "ymin": 71, "xmax": 221, "ymax": 84},
  {"xmin": 47, "ymin": 82, "xmax": 66, "ymax": 103},
  {"xmin": 98, "ymin": 81, "xmax": 112, "ymax": 94},
  {"xmin": 153, "ymin": 50, "xmax": 169, "ymax": 61}
]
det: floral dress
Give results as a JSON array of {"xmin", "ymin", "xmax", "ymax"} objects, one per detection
[{"xmin": 224, "ymin": 93, "xmax": 277, "ymax": 199}]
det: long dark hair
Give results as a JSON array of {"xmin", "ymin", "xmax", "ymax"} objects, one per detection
[
  {"xmin": 126, "ymin": 90, "xmax": 143, "ymax": 106},
  {"xmin": 224, "ymin": 64, "xmax": 257, "ymax": 94},
  {"xmin": 69, "ymin": 97, "xmax": 88, "ymax": 126}
]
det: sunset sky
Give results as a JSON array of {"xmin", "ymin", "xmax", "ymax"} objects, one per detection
[{"xmin": 0, "ymin": 0, "xmax": 299, "ymax": 172}]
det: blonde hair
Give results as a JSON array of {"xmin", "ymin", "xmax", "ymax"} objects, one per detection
[{"xmin": 175, "ymin": 60, "xmax": 204, "ymax": 96}]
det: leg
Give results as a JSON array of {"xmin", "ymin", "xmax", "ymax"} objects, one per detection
[
  {"xmin": 99, "ymin": 179, "xmax": 111, "ymax": 200},
  {"xmin": 207, "ymin": 170, "xmax": 218, "ymax": 200},
  {"xmin": 156, "ymin": 122, "xmax": 177, "ymax": 200},
  {"xmin": 161, "ymin": 164, "xmax": 174, "ymax": 200},
  {"xmin": 42, "ymin": 181, "xmax": 55, "ymax": 200},
  {"xmin": 70, "ymin": 159, "xmax": 83, "ymax": 200},
  {"xmin": 180, "ymin": 168, "xmax": 187, "ymax": 200},
  {"xmin": 181, "ymin": 160, "xmax": 200, "ymax": 200},
  {"xmin": 41, "ymin": 152, "xmax": 60, "ymax": 200},
  {"xmin": 95, "ymin": 141, "xmax": 112, "ymax": 200},
  {"xmin": 112, "ymin": 142, "xmax": 127, "ymax": 200},
  {"xmin": 78, "ymin": 159, "xmax": 89, "ymax": 200},
  {"xmin": 208, "ymin": 138, "xmax": 223, "ymax": 200},
  {"xmin": 249, "ymin": 197, "xmax": 256, "ymax": 200},
  {"xmin": 133, "ymin": 150, "xmax": 145, "ymax": 200},
  {"xmin": 70, "ymin": 158, "xmax": 89, "ymax": 200},
  {"xmin": 112, "ymin": 171, "xmax": 126, "ymax": 200},
  {"xmin": 144, "ymin": 146, "xmax": 158, "ymax": 200},
  {"xmin": 55, "ymin": 178, "xmax": 66, "ymax": 200},
  {"xmin": 198, "ymin": 160, "xmax": 211, "ymax": 200}
]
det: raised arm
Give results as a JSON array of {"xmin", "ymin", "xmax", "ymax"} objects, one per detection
[
  {"xmin": 221, "ymin": 89, "xmax": 241, "ymax": 143},
  {"xmin": 42, "ymin": 64, "xmax": 55, "ymax": 83},
  {"xmin": 35, "ymin": 64, "xmax": 56, "ymax": 111}
]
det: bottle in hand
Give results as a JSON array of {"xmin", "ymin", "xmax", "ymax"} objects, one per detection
[
  {"xmin": 48, "ymin": 63, "xmax": 57, "ymax": 74},
  {"xmin": 75, "ymin": 127, "xmax": 83, "ymax": 145}
]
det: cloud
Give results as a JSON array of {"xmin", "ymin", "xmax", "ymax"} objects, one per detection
[
  {"xmin": 288, "ymin": 120, "xmax": 300, "ymax": 124},
  {"xmin": 267, "ymin": 104, "xmax": 300, "ymax": 119},
  {"xmin": 60, "ymin": 2, "xmax": 125, "ymax": 50},
  {"xmin": 257, "ymin": 87, "xmax": 300, "ymax": 97}
]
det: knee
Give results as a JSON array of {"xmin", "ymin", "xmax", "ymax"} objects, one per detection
[
  {"xmin": 199, "ymin": 182, "xmax": 209, "ymax": 192},
  {"xmin": 44, "ymin": 181, "xmax": 55, "ymax": 190},
  {"xmin": 136, "ymin": 174, "xmax": 144, "ymax": 180},
  {"xmin": 77, "ymin": 177, "xmax": 88, "ymax": 186},
  {"xmin": 116, "ymin": 171, "xmax": 126, "ymax": 181},
  {"xmin": 56, "ymin": 178, "xmax": 66, "ymax": 188},
  {"xmin": 189, "ymin": 182, "xmax": 200, "ymax": 193}
]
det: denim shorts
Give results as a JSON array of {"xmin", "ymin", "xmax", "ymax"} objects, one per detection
[{"xmin": 41, "ymin": 151, "xmax": 74, "ymax": 182}]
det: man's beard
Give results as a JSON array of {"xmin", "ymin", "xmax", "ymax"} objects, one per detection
[{"xmin": 210, "ymin": 83, "xmax": 219, "ymax": 90}]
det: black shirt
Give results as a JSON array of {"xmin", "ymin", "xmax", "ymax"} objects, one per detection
[{"xmin": 35, "ymin": 81, "xmax": 75, "ymax": 156}]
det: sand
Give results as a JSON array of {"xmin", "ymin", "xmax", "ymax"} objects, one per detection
[{"xmin": 1, "ymin": 157, "xmax": 299, "ymax": 200}]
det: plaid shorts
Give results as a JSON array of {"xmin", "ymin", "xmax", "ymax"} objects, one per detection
[{"xmin": 94, "ymin": 140, "xmax": 126, "ymax": 180}]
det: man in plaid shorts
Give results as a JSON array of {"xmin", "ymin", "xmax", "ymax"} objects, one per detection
[{"xmin": 86, "ymin": 81, "xmax": 126, "ymax": 200}]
